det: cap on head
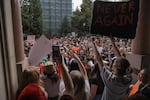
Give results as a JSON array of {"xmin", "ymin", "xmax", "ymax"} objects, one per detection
[{"xmin": 44, "ymin": 61, "xmax": 54, "ymax": 74}]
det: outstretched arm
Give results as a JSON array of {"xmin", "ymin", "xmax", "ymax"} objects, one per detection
[
  {"xmin": 65, "ymin": 46, "xmax": 88, "ymax": 80},
  {"xmin": 59, "ymin": 56, "xmax": 74, "ymax": 95},
  {"xmin": 73, "ymin": 53, "xmax": 88, "ymax": 80},
  {"xmin": 110, "ymin": 36, "xmax": 121, "ymax": 57},
  {"xmin": 93, "ymin": 40, "xmax": 104, "ymax": 69}
]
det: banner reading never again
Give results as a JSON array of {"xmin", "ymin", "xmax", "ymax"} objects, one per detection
[{"xmin": 90, "ymin": 0, "xmax": 139, "ymax": 39}]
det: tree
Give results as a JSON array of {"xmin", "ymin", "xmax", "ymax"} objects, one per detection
[
  {"xmin": 60, "ymin": 16, "xmax": 71, "ymax": 36},
  {"xmin": 71, "ymin": 0, "xmax": 93, "ymax": 34},
  {"xmin": 21, "ymin": 0, "xmax": 43, "ymax": 36}
]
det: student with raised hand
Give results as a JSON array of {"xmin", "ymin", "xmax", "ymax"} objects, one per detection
[
  {"xmin": 72, "ymin": 53, "xmax": 91, "ymax": 98},
  {"xmin": 93, "ymin": 37, "xmax": 132, "ymax": 100},
  {"xmin": 42, "ymin": 61, "xmax": 65, "ymax": 100},
  {"xmin": 109, "ymin": 36, "xmax": 121, "ymax": 58},
  {"xmin": 64, "ymin": 48, "xmax": 89, "ymax": 80},
  {"xmin": 58, "ymin": 52, "xmax": 90, "ymax": 100},
  {"xmin": 58, "ymin": 55, "xmax": 74, "ymax": 100}
]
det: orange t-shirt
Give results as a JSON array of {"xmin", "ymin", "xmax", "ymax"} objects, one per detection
[{"xmin": 129, "ymin": 81, "xmax": 140, "ymax": 96}]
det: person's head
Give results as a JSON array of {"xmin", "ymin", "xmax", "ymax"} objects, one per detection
[
  {"xmin": 44, "ymin": 61, "xmax": 59, "ymax": 82},
  {"xmin": 138, "ymin": 68, "xmax": 150, "ymax": 85},
  {"xmin": 17, "ymin": 66, "xmax": 42, "ymax": 98},
  {"xmin": 70, "ymin": 70, "xmax": 87, "ymax": 100},
  {"xmin": 111, "ymin": 57, "xmax": 130, "ymax": 76},
  {"xmin": 21, "ymin": 66, "xmax": 41, "ymax": 86},
  {"xmin": 69, "ymin": 60, "xmax": 80, "ymax": 72},
  {"xmin": 44, "ymin": 61, "xmax": 55, "ymax": 75},
  {"xmin": 70, "ymin": 71, "xmax": 85, "ymax": 92}
]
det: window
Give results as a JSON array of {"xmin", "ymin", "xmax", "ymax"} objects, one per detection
[{"xmin": 44, "ymin": 0, "xmax": 50, "ymax": 3}]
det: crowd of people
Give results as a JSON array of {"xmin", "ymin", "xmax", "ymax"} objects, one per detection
[{"xmin": 18, "ymin": 35, "xmax": 150, "ymax": 100}]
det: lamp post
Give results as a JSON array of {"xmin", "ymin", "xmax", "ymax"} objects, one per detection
[{"xmin": 83, "ymin": 23, "xmax": 86, "ymax": 36}]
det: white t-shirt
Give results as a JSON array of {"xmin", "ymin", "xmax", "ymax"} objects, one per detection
[{"xmin": 85, "ymin": 79, "xmax": 91, "ymax": 99}]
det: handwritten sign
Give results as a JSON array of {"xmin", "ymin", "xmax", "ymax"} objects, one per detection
[
  {"xmin": 28, "ymin": 35, "xmax": 52, "ymax": 65},
  {"xmin": 90, "ymin": 0, "xmax": 139, "ymax": 39}
]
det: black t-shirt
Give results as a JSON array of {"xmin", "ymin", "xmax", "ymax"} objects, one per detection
[
  {"xmin": 138, "ymin": 84, "xmax": 150, "ymax": 99},
  {"xmin": 89, "ymin": 77, "xmax": 104, "ymax": 94}
]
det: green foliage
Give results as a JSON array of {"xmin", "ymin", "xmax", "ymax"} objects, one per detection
[
  {"xmin": 71, "ymin": 0, "xmax": 93, "ymax": 33},
  {"xmin": 60, "ymin": 16, "xmax": 71, "ymax": 36},
  {"xmin": 21, "ymin": 0, "xmax": 43, "ymax": 36}
]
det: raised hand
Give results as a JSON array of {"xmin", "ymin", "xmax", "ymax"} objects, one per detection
[{"xmin": 109, "ymin": 35, "xmax": 121, "ymax": 57}]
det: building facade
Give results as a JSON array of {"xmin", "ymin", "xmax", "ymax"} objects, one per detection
[{"xmin": 40, "ymin": 0, "xmax": 72, "ymax": 35}]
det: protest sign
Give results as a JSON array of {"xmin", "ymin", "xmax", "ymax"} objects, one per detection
[
  {"xmin": 91, "ymin": 0, "xmax": 139, "ymax": 39},
  {"xmin": 28, "ymin": 35, "xmax": 52, "ymax": 65}
]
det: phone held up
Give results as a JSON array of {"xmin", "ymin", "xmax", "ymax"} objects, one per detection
[{"xmin": 52, "ymin": 46, "xmax": 61, "ymax": 62}]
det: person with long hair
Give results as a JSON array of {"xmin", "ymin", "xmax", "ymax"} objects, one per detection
[
  {"xmin": 16, "ymin": 66, "xmax": 47, "ymax": 100},
  {"xmin": 58, "ymin": 53, "xmax": 90, "ymax": 100},
  {"xmin": 93, "ymin": 36, "xmax": 132, "ymax": 100}
]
